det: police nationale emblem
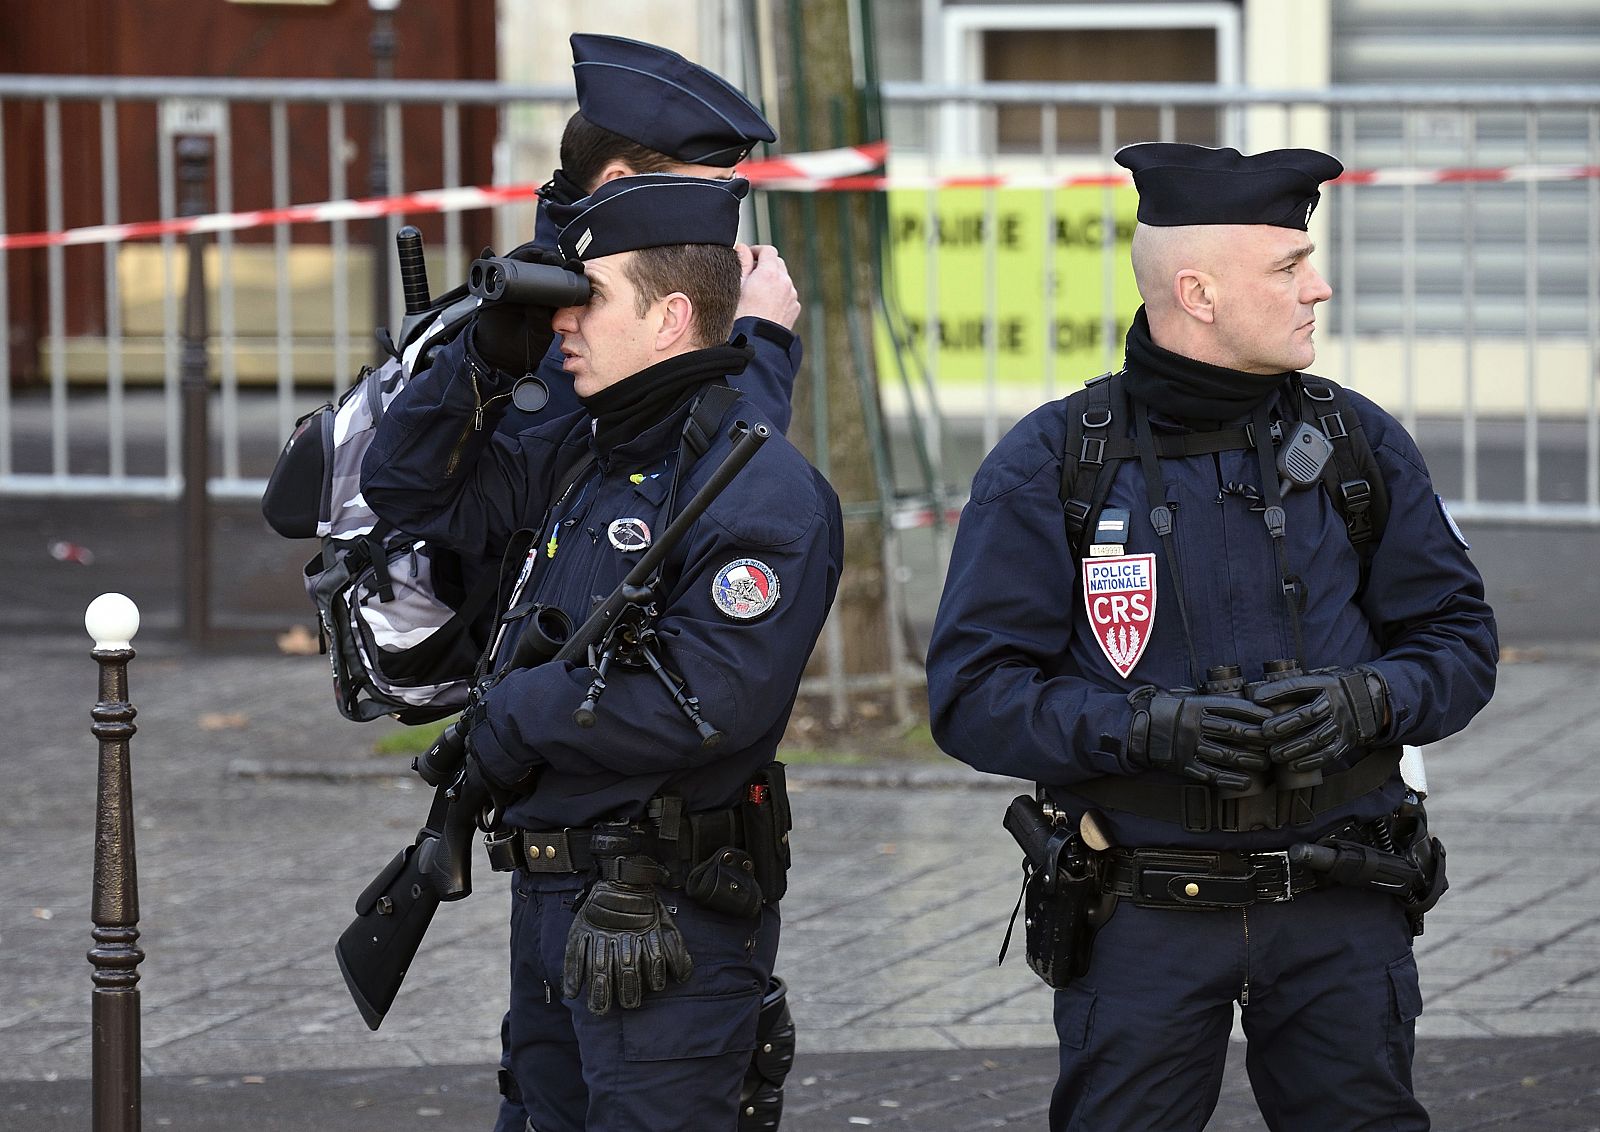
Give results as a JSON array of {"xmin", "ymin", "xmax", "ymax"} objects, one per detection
[
  {"xmin": 607, "ymin": 517, "xmax": 652, "ymax": 552},
  {"xmin": 711, "ymin": 558, "xmax": 780, "ymax": 620},
  {"xmin": 1083, "ymin": 553, "xmax": 1156, "ymax": 678}
]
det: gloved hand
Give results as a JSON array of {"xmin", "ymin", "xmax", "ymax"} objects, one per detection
[
  {"xmin": 1126, "ymin": 687, "xmax": 1274, "ymax": 793},
  {"xmin": 1251, "ymin": 665, "xmax": 1390, "ymax": 773},
  {"xmin": 470, "ymin": 244, "xmax": 567, "ymax": 375},
  {"xmin": 563, "ymin": 859, "xmax": 694, "ymax": 1015}
]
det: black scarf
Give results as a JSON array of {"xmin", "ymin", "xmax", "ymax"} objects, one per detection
[
  {"xmin": 538, "ymin": 168, "xmax": 589, "ymax": 208},
  {"xmin": 579, "ymin": 341, "xmax": 753, "ymax": 453},
  {"xmin": 1122, "ymin": 306, "xmax": 1291, "ymax": 427}
]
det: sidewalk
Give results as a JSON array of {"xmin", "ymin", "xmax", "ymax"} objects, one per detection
[{"xmin": 3, "ymin": 629, "xmax": 1600, "ymax": 1129}]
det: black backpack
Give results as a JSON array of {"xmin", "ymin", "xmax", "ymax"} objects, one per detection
[{"xmin": 1057, "ymin": 371, "xmax": 1390, "ymax": 570}]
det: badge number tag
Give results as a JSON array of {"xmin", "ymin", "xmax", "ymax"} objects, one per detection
[{"xmin": 1083, "ymin": 553, "xmax": 1156, "ymax": 678}]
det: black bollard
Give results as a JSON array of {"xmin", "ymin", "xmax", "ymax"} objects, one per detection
[{"xmin": 85, "ymin": 593, "xmax": 144, "ymax": 1132}]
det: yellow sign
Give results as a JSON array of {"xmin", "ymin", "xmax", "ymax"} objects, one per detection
[{"xmin": 877, "ymin": 186, "xmax": 1143, "ymax": 391}]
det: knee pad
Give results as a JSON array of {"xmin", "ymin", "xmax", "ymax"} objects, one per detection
[{"xmin": 739, "ymin": 977, "xmax": 796, "ymax": 1132}]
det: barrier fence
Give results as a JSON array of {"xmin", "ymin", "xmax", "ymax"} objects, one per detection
[{"xmin": 2, "ymin": 75, "xmax": 1598, "ymax": 526}]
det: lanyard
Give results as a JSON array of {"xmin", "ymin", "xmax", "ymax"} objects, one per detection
[
  {"xmin": 1249, "ymin": 401, "xmax": 1307, "ymax": 668},
  {"xmin": 1130, "ymin": 396, "xmax": 1203, "ymax": 688}
]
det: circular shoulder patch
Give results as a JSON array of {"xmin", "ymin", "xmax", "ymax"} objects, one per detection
[{"xmin": 711, "ymin": 558, "xmax": 781, "ymax": 620}]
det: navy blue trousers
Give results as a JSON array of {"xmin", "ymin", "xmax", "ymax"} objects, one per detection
[
  {"xmin": 1050, "ymin": 886, "xmax": 1427, "ymax": 1132},
  {"xmin": 491, "ymin": 870, "xmax": 778, "ymax": 1132}
]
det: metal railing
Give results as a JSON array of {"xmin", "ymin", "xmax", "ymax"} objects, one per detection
[{"xmin": 2, "ymin": 75, "xmax": 1598, "ymax": 525}]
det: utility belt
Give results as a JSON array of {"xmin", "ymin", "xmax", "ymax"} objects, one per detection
[
  {"xmin": 1071, "ymin": 745, "xmax": 1402, "ymax": 833},
  {"xmin": 1000, "ymin": 789, "xmax": 1447, "ymax": 990},
  {"xmin": 1103, "ymin": 847, "xmax": 1321, "ymax": 908},
  {"xmin": 484, "ymin": 762, "xmax": 793, "ymax": 910}
]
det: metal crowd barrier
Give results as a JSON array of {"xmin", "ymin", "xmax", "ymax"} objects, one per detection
[{"xmin": 1, "ymin": 76, "xmax": 1597, "ymax": 526}]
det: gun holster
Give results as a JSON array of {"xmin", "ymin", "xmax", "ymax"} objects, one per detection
[{"xmin": 1001, "ymin": 795, "xmax": 1116, "ymax": 990}]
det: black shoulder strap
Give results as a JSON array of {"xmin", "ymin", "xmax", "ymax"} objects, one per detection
[
  {"xmin": 682, "ymin": 384, "xmax": 741, "ymax": 461},
  {"xmin": 1058, "ymin": 372, "xmax": 1118, "ymax": 559},
  {"xmin": 1295, "ymin": 375, "xmax": 1390, "ymax": 559}
]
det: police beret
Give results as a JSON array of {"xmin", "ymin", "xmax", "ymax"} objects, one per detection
[
  {"xmin": 571, "ymin": 34, "xmax": 777, "ymax": 167},
  {"xmin": 1114, "ymin": 143, "xmax": 1344, "ymax": 230},
  {"xmin": 552, "ymin": 174, "xmax": 750, "ymax": 261}
]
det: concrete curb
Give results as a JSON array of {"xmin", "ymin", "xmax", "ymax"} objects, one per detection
[{"xmin": 227, "ymin": 756, "xmax": 1029, "ymax": 791}]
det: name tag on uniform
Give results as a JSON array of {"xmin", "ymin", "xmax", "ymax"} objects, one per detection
[
  {"xmin": 1089, "ymin": 508, "xmax": 1129, "ymax": 557},
  {"xmin": 1082, "ymin": 552, "xmax": 1156, "ymax": 678}
]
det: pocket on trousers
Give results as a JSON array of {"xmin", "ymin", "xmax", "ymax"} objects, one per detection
[
  {"xmin": 621, "ymin": 989, "xmax": 763, "ymax": 1063},
  {"xmin": 1387, "ymin": 952, "xmax": 1423, "ymax": 1023},
  {"xmin": 1054, "ymin": 984, "xmax": 1096, "ymax": 1051}
]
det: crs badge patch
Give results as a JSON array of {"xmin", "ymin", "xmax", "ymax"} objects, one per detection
[
  {"xmin": 711, "ymin": 558, "xmax": 781, "ymax": 620},
  {"xmin": 1082, "ymin": 553, "xmax": 1156, "ymax": 678}
]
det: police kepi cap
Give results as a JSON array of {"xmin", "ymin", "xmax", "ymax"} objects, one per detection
[
  {"xmin": 1114, "ymin": 143, "xmax": 1344, "ymax": 230},
  {"xmin": 552, "ymin": 174, "xmax": 750, "ymax": 261},
  {"xmin": 571, "ymin": 33, "xmax": 777, "ymax": 166}
]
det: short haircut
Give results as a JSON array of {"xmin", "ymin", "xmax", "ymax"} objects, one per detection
[
  {"xmin": 560, "ymin": 112, "xmax": 679, "ymax": 192},
  {"xmin": 624, "ymin": 244, "xmax": 741, "ymax": 348}
]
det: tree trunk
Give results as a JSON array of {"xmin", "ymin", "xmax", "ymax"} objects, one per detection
[{"xmin": 763, "ymin": 0, "xmax": 893, "ymax": 686}]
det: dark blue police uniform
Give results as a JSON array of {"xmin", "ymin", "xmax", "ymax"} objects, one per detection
[
  {"xmin": 926, "ymin": 145, "xmax": 1497, "ymax": 1131},
  {"xmin": 457, "ymin": 39, "xmax": 797, "ymax": 1128},
  {"xmin": 364, "ymin": 176, "xmax": 842, "ymax": 1132}
]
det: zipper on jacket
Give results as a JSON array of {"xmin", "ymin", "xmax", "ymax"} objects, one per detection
[{"xmin": 446, "ymin": 358, "xmax": 511, "ymax": 476}]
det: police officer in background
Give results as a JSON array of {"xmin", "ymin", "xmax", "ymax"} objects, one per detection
[
  {"xmin": 362, "ymin": 173, "xmax": 842, "ymax": 1131},
  {"xmin": 481, "ymin": 33, "xmax": 800, "ymax": 434},
  {"xmin": 926, "ymin": 144, "xmax": 1497, "ymax": 1131}
]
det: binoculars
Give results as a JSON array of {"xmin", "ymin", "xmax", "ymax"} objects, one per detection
[
  {"xmin": 1203, "ymin": 659, "xmax": 1322, "ymax": 796},
  {"xmin": 467, "ymin": 255, "xmax": 591, "ymax": 309}
]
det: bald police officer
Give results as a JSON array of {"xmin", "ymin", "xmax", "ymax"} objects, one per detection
[
  {"xmin": 926, "ymin": 144, "xmax": 1496, "ymax": 1131},
  {"xmin": 363, "ymin": 173, "xmax": 842, "ymax": 1132}
]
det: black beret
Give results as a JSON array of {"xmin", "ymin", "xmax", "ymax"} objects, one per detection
[
  {"xmin": 571, "ymin": 34, "xmax": 777, "ymax": 167},
  {"xmin": 552, "ymin": 174, "xmax": 750, "ymax": 261},
  {"xmin": 1114, "ymin": 143, "xmax": 1344, "ymax": 230}
]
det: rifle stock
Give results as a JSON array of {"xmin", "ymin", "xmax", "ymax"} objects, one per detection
[{"xmin": 335, "ymin": 418, "xmax": 770, "ymax": 1028}]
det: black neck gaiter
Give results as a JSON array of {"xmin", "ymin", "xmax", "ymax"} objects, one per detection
[
  {"xmin": 1122, "ymin": 306, "xmax": 1291, "ymax": 427},
  {"xmin": 579, "ymin": 342, "xmax": 753, "ymax": 453},
  {"xmin": 538, "ymin": 168, "xmax": 588, "ymax": 208}
]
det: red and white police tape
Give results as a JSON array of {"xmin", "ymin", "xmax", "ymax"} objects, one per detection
[
  {"xmin": 0, "ymin": 141, "xmax": 890, "ymax": 252},
  {"xmin": 5, "ymin": 141, "xmax": 1598, "ymax": 252}
]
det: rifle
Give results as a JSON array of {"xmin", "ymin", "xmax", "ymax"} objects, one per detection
[{"xmin": 335, "ymin": 417, "xmax": 771, "ymax": 1029}]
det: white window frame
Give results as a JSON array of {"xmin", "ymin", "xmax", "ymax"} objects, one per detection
[{"xmin": 936, "ymin": 2, "xmax": 1244, "ymax": 158}]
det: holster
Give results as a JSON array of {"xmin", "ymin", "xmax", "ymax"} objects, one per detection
[
  {"xmin": 1001, "ymin": 795, "xmax": 1116, "ymax": 990},
  {"xmin": 740, "ymin": 762, "xmax": 792, "ymax": 904}
]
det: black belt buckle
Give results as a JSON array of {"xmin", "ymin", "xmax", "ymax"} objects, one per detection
[
  {"xmin": 1255, "ymin": 849, "xmax": 1296, "ymax": 902},
  {"xmin": 1130, "ymin": 851, "xmax": 1255, "ymax": 909}
]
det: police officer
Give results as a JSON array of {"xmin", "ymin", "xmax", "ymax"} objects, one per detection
[
  {"xmin": 362, "ymin": 172, "xmax": 842, "ymax": 1132},
  {"xmin": 482, "ymin": 33, "xmax": 800, "ymax": 433},
  {"xmin": 925, "ymin": 144, "xmax": 1497, "ymax": 1131}
]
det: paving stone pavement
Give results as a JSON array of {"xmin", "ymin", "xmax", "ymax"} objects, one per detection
[{"xmin": 3, "ymin": 631, "xmax": 1599, "ymax": 1128}]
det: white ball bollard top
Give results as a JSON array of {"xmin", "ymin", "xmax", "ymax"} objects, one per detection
[{"xmin": 85, "ymin": 593, "xmax": 141, "ymax": 650}]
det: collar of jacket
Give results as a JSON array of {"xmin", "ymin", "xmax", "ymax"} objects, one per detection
[
  {"xmin": 580, "ymin": 340, "xmax": 754, "ymax": 460},
  {"xmin": 1122, "ymin": 305, "xmax": 1293, "ymax": 429}
]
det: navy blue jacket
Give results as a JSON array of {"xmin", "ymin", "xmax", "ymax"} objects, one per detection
[
  {"xmin": 362, "ymin": 331, "xmax": 843, "ymax": 829},
  {"xmin": 926, "ymin": 380, "xmax": 1498, "ymax": 850}
]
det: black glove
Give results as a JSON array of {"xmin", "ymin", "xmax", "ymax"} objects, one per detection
[
  {"xmin": 1251, "ymin": 665, "xmax": 1390, "ymax": 773},
  {"xmin": 469, "ymin": 244, "xmax": 566, "ymax": 374},
  {"xmin": 1126, "ymin": 687, "xmax": 1274, "ymax": 793},
  {"xmin": 563, "ymin": 858, "xmax": 694, "ymax": 1015}
]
